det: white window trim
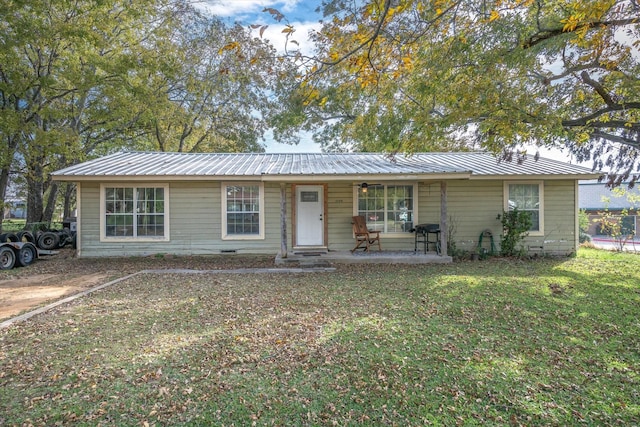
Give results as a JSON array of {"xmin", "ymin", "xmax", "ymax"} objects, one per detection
[
  {"xmin": 221, "ymin": 182, "xmax": 265, "ymax": 240},
  {"xmin": 352, "ymin": 182, "xmax": 418, "ymax": 237},
  {"xmin": 100, "ymin": 183, "xmax": 170, "ymax": 242},
  {"xmin": 503, "ymin": 181, "xmax": 544, "ymax": 237}
]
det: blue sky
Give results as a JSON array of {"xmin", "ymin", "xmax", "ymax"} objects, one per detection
[
  {"xmin": 197, "ymin": 0, "xmax": 323, "ymax": 152},
  {"xmin": 199, "ymin": 0, "xmax": 321, "ymax": 23}
]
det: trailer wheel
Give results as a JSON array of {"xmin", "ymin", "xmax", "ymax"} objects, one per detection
[
  {"xmin": 17, "ymin": 231, "xmax": 35, "ymax": 243},
  {"xmin": 0, "ymin": 233, "xmax": 19, "ymax": 243},
  {"xmin": 0, "ymin": 246, "xmax": 16, "ymax": 270},
  {"xmin": 37, "ymin": 231, "xmax": 60, "ymax": 250},
  {"xmin": 16, "ymin": 243, "xmax": 37, "ymax": 267},
  {"xmin": 57, "ymin": 231, "xmax": 70, "ymax": 248}
]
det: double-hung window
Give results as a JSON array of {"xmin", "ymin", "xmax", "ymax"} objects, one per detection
[
  {"xmin": 222, "ymin": 183, "xmax": 264, "ymax": 239},
  {"xmin": 504, "ymin": 182, "xmax": 544, "ymax": 235},
  {"xmin": 102, "ymin": 184, "xmax": 168, "ymax": 240},
  {"xmin": 355, "ymin": 184, "xmax": 415, "ymax": 233}
]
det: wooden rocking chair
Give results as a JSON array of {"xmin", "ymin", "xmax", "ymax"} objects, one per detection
[{"xmin": 351, "ymin": 215, "xmax": 382, "ymax": 253}]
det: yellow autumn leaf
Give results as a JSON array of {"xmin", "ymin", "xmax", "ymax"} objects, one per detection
[
  {"xmin": 489, "ymin": 10, "xmax": 500, "ymax": 22},
  {"xmin": 217, "ymin": 42, "xmax": 239, "ymax": 55}
]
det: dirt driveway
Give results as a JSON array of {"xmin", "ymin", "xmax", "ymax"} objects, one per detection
[{"xmin": 0, "ymin": 249, "xmax": 277, "ymax": 321}]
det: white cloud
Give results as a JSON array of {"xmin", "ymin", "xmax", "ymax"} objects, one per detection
[
  {"xmin": 256, "ymin": 21, "xmax": 321, "ymax": 56},
  {"xmin": 262, "ymin": 130, "xmax": 320, "ymax": 153},
  {"xmin": 194, "ymin": 0, "xmax": 304, "ymax": 19},
  {"xmin": 193, "ymin": 0, "xmax": 321, "ymax": 55}
]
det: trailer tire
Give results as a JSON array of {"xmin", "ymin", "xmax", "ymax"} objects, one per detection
[
  {"xmin": 2, "ymin": 233, "xmax": 19, "ymax": 242},
  {"xmin": 57, "ymin": 231, "xmax": 70, "ymax": 248},
  {"xmin": 16, "ymin": 243, "xmax": 37, "ymax": 267},
  {"xmin": 37, "ymin": 231, "xmax": 60, "ymax": 250},
  {"xmin": 17, "ymin": 231, "xmax": 35, "ymax": 243},
  {"xmin": 0, "ymin": 246, "xmax": 16, "ymax": 270}
]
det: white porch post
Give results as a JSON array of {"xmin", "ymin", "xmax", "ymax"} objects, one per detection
[
  {"xmin": 440, "ymin": 181, "xmax": 448, "ymax": 257},
  {"xmin": 280, "ymin": 183, "xmax": 288, "ymax": 258}
]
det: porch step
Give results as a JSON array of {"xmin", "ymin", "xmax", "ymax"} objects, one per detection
[{"xmin": 275, "ymin": 253, "xmax": 331, "ymax": 267}]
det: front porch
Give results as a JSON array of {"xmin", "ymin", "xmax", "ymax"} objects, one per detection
[{"xmin": 275, "ymin": 250, "xmax": 452, "ymax": 266}]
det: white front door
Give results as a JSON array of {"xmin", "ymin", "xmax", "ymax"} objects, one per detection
[{"xmin": 295, "ymin": 185, "xmax": 324, "ymax": 247}]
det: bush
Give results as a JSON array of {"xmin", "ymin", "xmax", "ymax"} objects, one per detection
[
  {"xmin": 579, "ymin": 231, "xmax": 592, "ymax": 243},
  {"xmin": 500, "ymin": 208, "xmax": 532, "ymax": 257}
]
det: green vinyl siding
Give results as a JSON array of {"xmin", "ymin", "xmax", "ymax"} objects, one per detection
[
  {"xmin": 327, "ymin": 183, "xmax": 354, "ymax": 249},
  {"xmin": 75, "ymin": 179, "xmax": 579, "ymax": 257},
  {"xmin": 537, "ymin": 180, "xmax": 576, "ymax": 254},
  {"xmin": 78, "ymin": 181, "xmax": 288, "ymax": 257},
  {"xmin": 445, "ymin": 180, "xmax": 577, "ymax": 255}
]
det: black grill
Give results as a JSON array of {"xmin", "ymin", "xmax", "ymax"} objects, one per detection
[{"xmin": 413, "ymin": 223, "xmax": 441, "ymax": 254}]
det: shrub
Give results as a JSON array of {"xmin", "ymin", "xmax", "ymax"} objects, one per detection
[
  {"xmin": 500, "ymin": 208, "xmax": 532, "ymax": 257},
  {"xmin": 579, "ymin": 231, "xmax": 592, "ymax": 244}
]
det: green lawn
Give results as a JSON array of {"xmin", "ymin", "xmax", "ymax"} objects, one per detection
[{"xmin": 1, "ymin": 248, "xmax": 639, "ymax": 426}]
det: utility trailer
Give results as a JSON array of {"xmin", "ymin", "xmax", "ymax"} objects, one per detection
[{"xmin": 0, "ymin": 241, "xmax": 39, "ymax": 270}]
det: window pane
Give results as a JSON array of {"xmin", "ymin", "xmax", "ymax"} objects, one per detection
[
  {"xmin": 105, "ymin": 213, "xmax": 133, "ymax": 236},
  {"xmin": 227, "ymin": 213, "xmax": 259, "ymax": 235},
  {"xmin": 226, "ymin": 185, "xmax": 260, "ymax": 235},
  {"xmin": 137, "ymin": 214, "xmax": 165, "ymax": 236},
  {"xmin": 509, "ymin": 184, "xmax": 540, "ymax": 232},
  {"xmin": 105, "ymin": 186, "xmax": 165, "ymax": 238},
  {"xmin": 386, "ymin": 185, "xmax": 414, "ymax": 232},
  {"xmin": 358, "ymin": 184, "xmax": 385, "ymax": 231},
  {"xmin": 357, "ymin": 184, "xmax": 414, "ymax": 233}
]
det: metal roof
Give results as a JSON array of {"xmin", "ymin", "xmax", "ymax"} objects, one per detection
[{"xmin": 51, "ymin": 151, "xmax": 600, "ymax": 181}]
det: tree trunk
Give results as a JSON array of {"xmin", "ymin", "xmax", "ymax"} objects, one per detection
[
  {"xmin": 0, "ymin": 134, "xmax": 20, "ymax": 227},
  {"xmin": 26, "ymin": 177, "xmax": 44, "ymax": 224},
  {"xmin": 43, "ymin": 180, "xmax": 59, "ymax": 223},
  {"xmin": 0, "ymin": 167, "xmax": 9, "ymax": 226},
  {"xmin": 63, "ymin": 182, "xmax": 76, "ymax": 219}
]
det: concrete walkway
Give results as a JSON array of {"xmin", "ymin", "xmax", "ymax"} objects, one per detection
[{"xmin": 276, "ymin": 250, "xmax": 451, "ymax": 266}]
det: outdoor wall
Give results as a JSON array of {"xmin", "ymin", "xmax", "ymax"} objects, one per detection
[
  {"xmin": 443, "ymin": 180, "xmax": 578, "ymax": 256},
  {"xmin": 77, "ymin": 178, "xmax": 578, "ymax": 257},
  {"xmin": 541, "ymin": 180, "xmax": 578, "ymax": 255},
  {"xmin": 326, "ymin": 182, "xmax": 422, "ymax": 252},
  {"xmin": 77, "ymin": 181, "xmax": 292, "ymax": 257}
]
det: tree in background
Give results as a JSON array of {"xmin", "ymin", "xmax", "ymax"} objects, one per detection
[
  {"xmin": 1, "ymin": 0, "xmax": 173, "ymax": 224},
  {"xmin": 272, "ymin": 0, "xmax": 640, "ymax": 184},
  {"xmin": 137, "ymin": 13, "xmax": 294, "ymax": 154},
  {"xmin": 0, "ymin": 0, "xmax": 296, "ymax": 225}
]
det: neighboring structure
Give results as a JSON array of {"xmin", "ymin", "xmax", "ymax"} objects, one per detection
[
  {"xmin": 579, "ymin": 180, "xmax": 640, "ymax": 236},
  {"xmin": 2, "ymin": 199, "xmax": 27, "ymax": 220},
  {"xmin": 50, "ymin": 151, "xmax": 600, "ymax": 259}
]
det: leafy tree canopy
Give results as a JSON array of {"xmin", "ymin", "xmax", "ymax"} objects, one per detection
[
  {"xmin": 0, "ymin": 0, "xmax": 297, "ymax": 223},
  {"xmin": 274, "ymin": 0, "xmax": 640, "ymax": 185}
]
